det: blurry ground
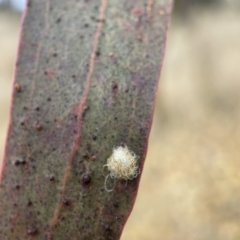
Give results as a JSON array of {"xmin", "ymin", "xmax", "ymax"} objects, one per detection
[
  {"xmin": 1, "ymin": 3, "xmax": 240, "ymax": 240},
  {"xmin": 0, "ymin": 10, "xmax": 20, "ymax": 162}
]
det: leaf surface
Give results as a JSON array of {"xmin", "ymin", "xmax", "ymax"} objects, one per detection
[{"xmin": 0, "ymin": 0, "xmax": 173, "ymax": 239}]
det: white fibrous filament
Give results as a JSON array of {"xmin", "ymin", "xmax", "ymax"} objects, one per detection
[{"xmin": 104, "ymin": 146, "xmax": 140, "ymax": 192}]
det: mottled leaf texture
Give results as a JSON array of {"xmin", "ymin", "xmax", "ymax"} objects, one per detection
[{"xmin": 0, "ymin": 0, "xmax": 173, "ymax": 239}]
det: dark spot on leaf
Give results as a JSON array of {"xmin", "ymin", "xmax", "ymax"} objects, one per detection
[
  {"xmin": 81, "ymin": 173, "xmax": 91, "ymax": 185},
  {"xmin": 14, "ymin": 158, "xmax": 26, "ymax": 166},
  {"xmin": 27, "ymin": 200, "xmax": 33, "ymax": 206},
  {"xmin": 62, "ymin": 198, "xmax": 70, "ymax": 206},
  {"xmin": 92, "ymin": 135, "xmax": 97, "ymax": 141},
  {"xmin": 104, "ymin": 223, "xmax": 111, "ymax": 232},
  {"xmin": 14, "ymin": 83, "xmax": 21, "ymax": 93},
  {"xmin": 48, "ymin": 174, "xmax": 55, "ymax": 181},
  {"xmin": 83, "ymin": 153, "xmax": 89, "ymax": 159},
  {"xmin": 112, "ymin": 82, "xmax": 118, "ymax": 90},
  {"xmin": 44, "ymin": 69, "xmax": 55, "ymax": 78},
  {"xmin": 96, "ymin": 50, "xmax": 101, "ymax": 57},
  {"xmin": 35, "ymin": 107, "xmax": 40, "ymax": 111},
  {"xmin": 35, "ymin": 123, "xmax": 42, "ymax": 131},
  {"xmin": 31, "ymin": 164, "xmax": 36, "ymax": 170},
  {"xmin": 20, "ymin": 117, "xmax": 27, "ymax": 126},
  {"xmin": 15, "ymin": 184, "xmax": 21, "ymax": 190},
  {"xmin": 27, "ymin": 228, "xmax": 38, "ymax": 236},
  {"xmin": 47, "ymin": 97, "xmax": 51, "ymax": 102},
  {"xmin": 53, "ymin": 53, "xmax": 58, "ymax": 57},
  {"xmin": 84, "ymin": 23, "xmax": 89, "ymax": 28},
  {"xmin": 56, "ymin": 18, "xmax": 61, "ymax": 23},
  {"xmin": 113, "ymin": 202, "xmax": 119, "ymax": 208},
  {"xmin": 78, "ymin": 159, "xmax": 83, "ymax": 164}
]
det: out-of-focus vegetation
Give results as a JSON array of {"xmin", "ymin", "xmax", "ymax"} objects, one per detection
[
  {"xmin": 0, "ymin": 0, "xmax": 25, "ymax": 12},
  {"xmin": 1, "ymin": 1, "xmax": 240, "ymax": 239}
]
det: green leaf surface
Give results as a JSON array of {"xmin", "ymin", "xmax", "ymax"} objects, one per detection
[{"xmin": 0, "ymin": 0, "xmax": 173, "ymax": 239}]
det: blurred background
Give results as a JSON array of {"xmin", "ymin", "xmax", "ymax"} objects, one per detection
[{"xmin": 1, "ymin": 1, "xmax": 240, "ymax": 239}]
